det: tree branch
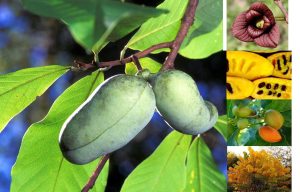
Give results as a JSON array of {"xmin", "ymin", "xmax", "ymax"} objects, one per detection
[
  {"xmin": 162, "ymin": 0, "xmax": 198, "ymax": 70},
  {"xmin": 274, "ymin": 0, "xmax": 288, "ymax": 23},
  {"xmin": 74, "ymin": 0, "xmax": 199, "ymax": 72},
  {"xmin": 81, "ymin": 154, "xmax": 110, "ymax": 192}
]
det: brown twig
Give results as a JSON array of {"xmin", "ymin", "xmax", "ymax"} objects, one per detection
[
  {"xmin": 81, "ymin": 154, "xmax": 110, "ymax": 192},
  {"xmin": 274, "ymin": 0, "xmax": 288, "ymax": 23},
  {"xmin": 131, "ymin": 55, "xmax": 143, "ymax": 71},
  {"xmin": 162, "ymin": 0, "xmax": 198, "ymax": 70}
]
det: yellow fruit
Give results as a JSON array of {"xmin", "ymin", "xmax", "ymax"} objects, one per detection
[
  {"xmin": 267, "ymin": 52, "xmax": 292, "ymax": 79},
  {"xmin": 227, "ymin": 51, "xmax": 274, "ymax": 80},
  {"xmin": 264, "ymin": 109, "xmax": 284, "ymax": 130},
  {"xmin": 227, "ymin": 76, "xmax": 254, "ymax": 99},
  {"xmin": 251, "ymin": 77, "xmax": 291, "ymax": 99}
]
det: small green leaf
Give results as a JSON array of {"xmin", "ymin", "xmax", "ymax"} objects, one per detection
[
  {"xmin": 121, "ymin": 131, "xmax": 192, "ymax": 192},
  {"xmin": 22, "ymin": 0, "xmax": 165, "ymax": 53},
  {"xmin": 11, "ymin": 71, "xmax": 108, "ymax": 192},
  {"xmin": 125, "ymin": 0, "xmax": 188, "ymax": 53},
  {"xmin": 125, "ymin": 57, "xmax": 162, "ymax": 75},
  {"xmin": 265, "ymin": 100, "xmax": 291, "ymax": 112},
  {"xmin": 214, "ymin": 115, "xmax": 227, "ymax": 141},
  {"xmin": 184, "ymin": 137, "xmax": 226, "ymax": 192},
  {"xmin": 0, "ymin": 65, "xmax": 69, "ymax": 132}
]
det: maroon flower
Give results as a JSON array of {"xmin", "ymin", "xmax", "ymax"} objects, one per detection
[{"xmin": 232, "ymin": 2, "xmax": 280, "ymax": 48}]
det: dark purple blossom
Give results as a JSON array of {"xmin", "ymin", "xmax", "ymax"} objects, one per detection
[{"xmin": 232, "ymin": 2, "xmax": 280, "ymax": 48}]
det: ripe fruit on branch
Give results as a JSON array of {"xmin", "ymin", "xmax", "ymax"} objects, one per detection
[
  {"xmin": 59, "ymin": 75, "xmax": 156, "ymax": 164},
  {"xmin": 149, "ymin": 70, "xmax": 218, "ymax": 135},
  {"xmin": 234, "ymin": 106, "xmax": 256, "ymax": 118},
  {"xmin": 264, "ymin": 109, "xmax": 284, "ymax": 130},
  {"xmin": 258, "ymin": 126, "xmax": 282, "ymax": 143}
]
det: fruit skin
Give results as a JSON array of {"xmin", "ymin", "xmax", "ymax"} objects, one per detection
[
  {"xmin": 237, "ymin": 118, "xmax": 249, "ymax": 129},
  {"xmin": 232, "ymin": 105, "xmax": 239, "ymax": 116},
  {"xmin": 259, "ymin": 126, "xmax": 282, "ymax": 143},
  {"xmin": 149, "ymin": 70, "xmax": 218, "ymax": 135},
  {"xmin": 227, "ymin": 76, "xmax": 254, "ymax": 99},
  {"xmin": 267, "ymin": 52, "xmax": 292, "ymax": 79},
  {"xmin": 251, "ymin": 77, "xmax": 291, "ymax": 99},
  {"xmin": 227, "ymin": 51, "xmax": 274, "ymax": 80},
  {"xmin": 236, "ymin": 106, "xmax": 256, "ymax": 117},
  {"xmin": 264, "ymin": 109, "xmax": 284, "ymax": 130},
  {"xmin": 59, "ymin": 75, "xmax": 156, "ymax": 164}
]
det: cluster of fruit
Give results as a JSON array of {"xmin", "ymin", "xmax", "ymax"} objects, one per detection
[
  {"xmin": 226, "ymin": 51, "xmax": 292, "ymax": 99},
  {"xmin": 58, "ymin": 70, "xmax": 218, "ymax": 164},
  {"xmin": 228, "ymin": 147, "xmax": 291, "ymax": 191},
  {"xmin": 233, "ymin": 105, "xmax": 284, "ymax": 143}
]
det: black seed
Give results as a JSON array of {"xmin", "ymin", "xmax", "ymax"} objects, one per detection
[
  {"xmin": 258, "ymin": 82, "xmax": 265, "ymax": 88},
  {"xmin": 273, "ymin": 91, "xmax": 277, "ymax": 96},
  {"xmin": 226, "ymin": 83, "xmax": 233, "ymax": 94},
  {"xmin": 268, "ymin": 91, "xmax": 272, "ymax": 95},
  {"xmin": 274, "ymin": 83, "xmax": 279, "ymax": 90},
  {"xmin": 266, "ymin": 83, "xmax": 271, "ymax": 89},
  {"xmin": 277, "ymin": 60, "xmax": 282, "ymax": 70},
  {"xmin": 283, "ymin": 54, "xmax": 287, "ymax": 65},
  {"xmin": 281, "ymin": 85, "xmax": 287, "ymax": 91},
  {"xmin": 290, "ymin": 54, "xmax": 292, "ymax": 62},
  {"xmin": 283, "ymin": 67, "xmax": 289, "ymax": 75},
  {"xmin": 257, "ymin": 90, "xmax": 263, "ymax": 95},
  {"xmin": 277, "ymin": 93, "xmax": 282, "ymax": 97}
]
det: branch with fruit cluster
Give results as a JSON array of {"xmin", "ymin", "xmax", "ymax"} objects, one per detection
[{"xmin": 78, "ymin": 0, "xmax": 199, "ymax": 191}]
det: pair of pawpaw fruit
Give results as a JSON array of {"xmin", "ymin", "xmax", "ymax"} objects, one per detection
[
  {"xmin": 59, "ymin": 70, "xmax": 218, "ymax": 164},
  {"xmin": 226, "ymin": 51, "xmax": 292, "ymax": 99}
]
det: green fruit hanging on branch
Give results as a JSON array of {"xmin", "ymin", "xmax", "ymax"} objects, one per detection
[
  {"xmin": 149, "ymin": 70, "xmax": 218, "ymax": 135},
  {"xmin": 59, "ymin": 75, "xmax": 156, "ymax": 164},
  {"xmin": 237, "ymin": 118, "xmax": 249, "ymax": 130},
  {"xmin": 264, "ymin": 109, "xmax": 284, "ymax": 130},
  {"xmin": 234, "ymin": 106, "xmax": 256, "ymax": 117}
]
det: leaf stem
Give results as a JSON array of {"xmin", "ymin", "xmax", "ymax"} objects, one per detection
[
  {"xmin": 274, "ymin": 0, "xmax": 288, "ymax": 23},
  {"xmin": 81, "ymin": 154, "xmax": 110, "ymax": 192}
]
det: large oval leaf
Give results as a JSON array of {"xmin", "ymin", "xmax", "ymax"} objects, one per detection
[
  {"xmin": 121, "ymin": 131, "xmax": 192, "ymax": 192},
  {"xmin": 0, "ymin": 65, "xmax": 69, "ymax": 132},
  {"xmin": 214, "ymin": 114, "xmax": 227, "ymax": 141},
  {"xmin": 184, "ymin": 137, "xmax": 226, "ymax": 191},
  {"xmin": 11, "ymin": 71, "xmax": 109, "ymax": 192},
  {"xmin": 22, "ymin": 0, "xmax": 165, "ymax": 53}
]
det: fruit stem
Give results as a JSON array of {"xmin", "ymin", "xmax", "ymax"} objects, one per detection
[
  {"xmin": 81, "ymin": 154, "xmax": 110, "ymax": 192},
  {"xmin": 131, "ymin": 55, "xmax": 143, "ymax": 71}
]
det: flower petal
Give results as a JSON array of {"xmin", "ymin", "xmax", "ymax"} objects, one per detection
[
  {"xmin": 247, "ymin": 25, "xmax": 264, "ymax": 38},
  {"xmin": 254, "ymin": 24, "xmax": 280, "ymax": 48},
  {"xmin": 249, "ymin": 2, "xmax": 275, "ymax": 25},
  {"xmin": 232, "ymin": 12, "xmax": 253, "ymax": 42},
  {"xmin": 245, "ymin": 10, "xmax": 262, "ymax": 21}
]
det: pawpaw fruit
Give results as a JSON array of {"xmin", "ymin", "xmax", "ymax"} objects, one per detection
[
  {"xmin": 235, "ymin": 106, "xmax": 256, "ymax": 117},
  {"xmin": 149, "ymin": 70, "xmax": 218, "ymax": 135},
  {"xmin": 226, "ymin": 76, "xmax": 254, "ymax": 99},
  {"xmin": 237, "ymin": 118, "xmax": 249, "ymax": 129},
  {"xmin": 251, "ymin": 77, "xmax": 291, "ymax": 99},
  {"xmin": 264, "ymin": 109, "xmax": 284, "ymax": 130},
  {"xmin": 227, "ymin": 51, "xmax": 274, "ymax": 80},
  {"xmin": 267, "ymin": 52, "xmax": 292, "ymax": 79},
  {"xmin": 59, "ymin": 75, "xmax": 156, "ymax": 164},
  {"xmin": 258, "ymin": 126, "xmax": 282, "ymax": 143}
]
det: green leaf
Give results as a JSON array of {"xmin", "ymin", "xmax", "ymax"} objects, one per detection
[
  {"xmin": 22, "ymin": 0, "xmax": 165, "ymax": 53},
  {"xmin": 265, "ymin": 100, "xmax": 291, "ymax": 112},
  {"xmin": 124, "ymin": 0, "xmax": 188, "ymax": 53},
  {"xmin": 125, "ymin": 57, "xmax": 162, "ymax": 75},
  {"xmin": 121, "ymin": 131, "xmax": 192, "ymax": 192},
  {"xmin": 184, "ymin": 137, "xmax": 226, "ymax": 192},
  {"xmin": 179, "ymin": 21, "xmax": 223, "ymax": 59},
  {"xmin": 11, "ymin": 71, "xmax": 108, "ymax": 192},
  {"xmin": 214, "ymin": 115, "xmax": 227, "ymax": 141},
  {"xmin": 0, "ymin": 65, "xmax": 69, "ymax": 132},
  {"xmin": 179, "ymin": 0, "xmax": 223, "ymax": 59}
]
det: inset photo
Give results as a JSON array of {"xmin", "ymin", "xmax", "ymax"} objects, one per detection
[
  {"xmin": 226, "ymin": 51, "xmax": 291, "ymax": 99},
  {"xmin": 227, "ymin": 0, "xmax": 288, "ymax": 50},
  {"xmin": 227, "ymin": 99, "xmax": 291, "ymax": 146},
  {"xmin": 227, "ymin": 146, "xmax": 291, "ymax": 192}
]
